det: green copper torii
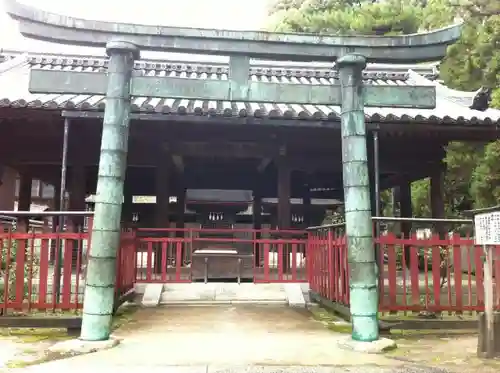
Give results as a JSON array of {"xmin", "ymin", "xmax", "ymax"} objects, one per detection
[
  {"xmin": 4, "ymin": 0, "xmax": 462, "ymax": 344},
  {"xmin": 337, "ymin": 54, "xmax": 378, "ymax": 341},
  {"xmin": 80, "ymin": 41, "xmax": 139, "ymax": 341}
]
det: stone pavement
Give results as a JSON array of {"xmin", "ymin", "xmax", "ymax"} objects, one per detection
[
  {"xmin": 13, "ymin": 365, "xmax": 450, "ymax": 373},
  {"xmin": 9, "ymin": 306, "xmax": 447, "ymax": 373}
]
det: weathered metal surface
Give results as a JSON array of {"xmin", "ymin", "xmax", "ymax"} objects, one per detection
[
  {"xmin": 4, "ymin": 0, "xmax": 461, "ymax": 62},
  {"xmin": 337, "ymin": 54, "xmax": 378, "ymax": 342},
  {"xmin": 79, "ymin": 41, "xmax": 139, "ymax": 342},
  {"xmin": 2, "ymin": 53, "xmax": 498, "ymax": 125},
  {"xmin": 28, "ymin": 69, "xmax": 437, "ymax": 108}
]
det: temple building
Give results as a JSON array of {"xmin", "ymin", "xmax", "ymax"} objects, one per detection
[{"xmin": 1, "ymin": 50, "xmax": 499, "ymax": 235}]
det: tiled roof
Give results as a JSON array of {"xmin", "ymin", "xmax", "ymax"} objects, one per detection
[{"xmin": 1, "ymin": 50, "xmax": 499, "ymax": 125}]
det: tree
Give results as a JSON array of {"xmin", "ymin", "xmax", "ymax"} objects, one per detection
[
  {"xmin": 460, "ymin": 0, "xmax": 500, "ymax": 17},
  {"xmin": 471, "ymin": 141, "xmax": 500, "ymax": 207},
  {"xmin": 271, "ymin": 0, "xmax": 500, "ymax": 216},
  {"xmin": 270, "ymin": 0, "xmax": 423, "ymax": 34},
  {"xmin": 454, "ymin": 14, "xmax": 500, "ymax": 208},
  {"xmin": 267, "ymin": 0, "xmax": 306, "ymax": 16}
]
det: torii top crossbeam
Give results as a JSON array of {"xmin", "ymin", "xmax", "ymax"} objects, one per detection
[{"xmin": 4, "ymin": 0, "xmax": 462, "ymax": 63}]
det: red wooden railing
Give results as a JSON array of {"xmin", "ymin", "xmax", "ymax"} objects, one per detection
[
  {"xmin": 378, "ymin": 233, "xmax": 500, "ymax": 313},
  {"xmin": 0, "ymin": 215, "xmax": 135, "ymax": 314},
  {"xmin": 134, "ymin": 229, "xmax": 192, "ymax": 283},
  {"xmin": 7, "ymin": 215, "xmax": 497, "ymax": 316},
  {"xmin": 0, "ymin": 226, "xmax": 89, "ymax": 313},
  {"xmin": 308, "ymin": 222, "xmax": 500, "ymax": 314},
  {"xmin": 115, "ymin": 228, "xmax": 137, "ymax": 301},
  {"xmin": 133, "ymin": 228, "xmax": 308, "ymax": 283},
  {"xmin": 308, "ymin": 227, "xmax": 349, "ymax": 307}
]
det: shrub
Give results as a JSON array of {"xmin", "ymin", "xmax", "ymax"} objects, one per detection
[{"xmin": 0, "ymin": 229, "xmax": 40, "ymax": 311}]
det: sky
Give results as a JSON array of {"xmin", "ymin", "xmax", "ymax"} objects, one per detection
[{"xmin": 0, "ymin": 0, "xmax": 270, "ymax": 60}]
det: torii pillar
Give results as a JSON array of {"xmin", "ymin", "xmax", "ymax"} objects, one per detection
[
  {"xmin": 80, "ymin": 41, "xmax": 139, "ymax": 341},
  {"xmin": 337, "ymin": 55, "xmax": 378, "ymax": 342}
]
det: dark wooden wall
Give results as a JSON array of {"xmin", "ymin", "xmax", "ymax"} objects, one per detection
[{"xmin": 0, "ymin": 108, "xmax": 498, "ymax": 201}]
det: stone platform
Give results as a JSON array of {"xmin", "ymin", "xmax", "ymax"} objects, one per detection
[{"xmin": 134, "ymin": 282, "xmax": 309, "ymax": 307}]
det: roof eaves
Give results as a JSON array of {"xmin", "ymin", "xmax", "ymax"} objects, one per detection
[{"xmin": 0, "ymin": 53, "xmax": 29, "ymax": 74}]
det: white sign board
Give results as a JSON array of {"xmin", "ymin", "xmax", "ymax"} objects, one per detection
[
  {"xmin": 473, "ymin": 210, "xmax": 497, "ymax": 358},
  {"xmin": 474, "ymin": 211, "xmax": 500, "ymax": 245}
]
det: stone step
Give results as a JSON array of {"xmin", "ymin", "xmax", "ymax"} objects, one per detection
[
  {"xmin": 141, "ymin": 283, "xmax": 164, "ymax": 307},
  {"xmin": 156, "ymin": 283, "xmax": 290, "ymax": 305},
  {"xmin": 283, "ymin": 283, "xmax": 306, "ymax": 308}
]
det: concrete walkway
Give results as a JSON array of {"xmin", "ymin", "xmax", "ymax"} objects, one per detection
[{"xmin": 14, "ymin": 305, "xmax": 411, "ymax": 372}]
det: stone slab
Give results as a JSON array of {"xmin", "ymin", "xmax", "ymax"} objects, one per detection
[
  {"xmin": 206, "ymin": 366, "xmax": 448, "ymax": 373},
  {"xmin": 11, "ymin": 364, "xmax": 449, "ymax": 373},
  {"xmin": 141, "ymin": 283, "xmax": 164, "ymax": 307},
  {"xmin": 337, "ymin": 336, "xmax": 397, "ymax": 354},
  {"xmin": 161, "ymin": 283, "xmax": 216, "ymax": 302},
  {"xmin": 284, "ymin": 283, "xmax": 306, "ymax": 308},
  {"xmin": 156, "ymin": 283, "xmax": 289, "ymax": 304},
  {"xmin": 215, "ymin": 283, "xmax": 287, "ymax": 302},
  {"xmin": 48, "ymin": 338, "xmax": 119, "ymax": 354}
]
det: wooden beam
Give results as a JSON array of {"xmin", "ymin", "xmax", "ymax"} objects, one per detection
[
  {"xmin": 381, "ymin": 167, "xmax": 438, "ymax": 189},
  {"xmin": 289, "ymin": 156, "xmax": 443, "ymax": 173},
  {"xmin": 163, "ymin": 141, "xmax": 280, "ymax": 159},
  {"xmin": 58, "ymin": 111, "xmax": 500, "ymax": 136}
]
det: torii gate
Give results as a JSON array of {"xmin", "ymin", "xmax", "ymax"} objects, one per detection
[{"xmin": 5, "ymin": 0, "xmax": 461, "ymax": 345}]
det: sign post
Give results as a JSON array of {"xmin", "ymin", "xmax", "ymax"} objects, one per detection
[{"xmin": 472, "ymin": 207, "xmax": 500, "ymax": 358}]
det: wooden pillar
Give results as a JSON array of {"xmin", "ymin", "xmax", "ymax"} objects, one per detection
[
  {"xmin": 175, "ymin": 183, "xmax": 187, "ymax": 267},
  {"xmin": 369, "ymin": 172, "xmax": 377, "ymax": 217},
  {"xmin": 399, "ymin": 180, "xmax": 413, "ymax": 238},
  {"xmin": 0, "ymin": 167, "xmax": 17, "ymax": 211},
  {"xmin": 176, "ymin": 178, "xmax": 186, "ymax": 236},
  {"xmin": 253, "ymin": 190, "xmax": 262, "ymax": 231},
  {"xmin": 68, "ymin": 165, "xmax": 86, "ymax": 231},
  {"xmin": 67, "ymin": 165, "xmax": 86, "ymax": 269},
  {"xmin": 270, "ymin": 210, "xmax": 278, "ymax": 230},
  {"xmin": 302, "ymin": 184, "xmax": 311, "ymax": 259},
  {"xmin": 430, "ymin": 167, "xmax": 445, "ymax": 237},
  {"xmin": 49, "ymin": 184, "xmax": 61, "ymax": 263},
  {"xmin": 277, "ymin": 159, "xmax": 291, "ymax": 271},
  {"xmin": 398, "ymin": 179, "xmax": 414, "ymax": 283},
  {"xmin": 277, "ymin": 160, "xmax": 291, "ymax": 229},
  {"xmin": 155, "ymin": 162, "xmax": 170, "ymax": 228},
  {"xmin": 154, "ymin": 162, "xmax": 170, "ymax": 273},
  {"xmin": 122, "ymin": 168, "xmax": 133, "ymax": 226},
  {"xmin": 17, "ymin": 171, "xmax": 32, "ymax": 231},
  {"xmin": 253, "ymin": 187, "xmax": 262, "ymax": 266},
  {"xmin": 302, "ymin": 184, "xmax": 311, "ymax": 229}
]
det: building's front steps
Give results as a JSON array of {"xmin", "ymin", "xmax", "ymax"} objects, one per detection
[{"xmin": 133, "ymin": 282, "xmax": 310, "ymax": 307}]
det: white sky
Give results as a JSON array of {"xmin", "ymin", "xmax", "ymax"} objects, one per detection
[{"xmin": 0, "ymin": 0, "xmax": 270, "ymax": 61}]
